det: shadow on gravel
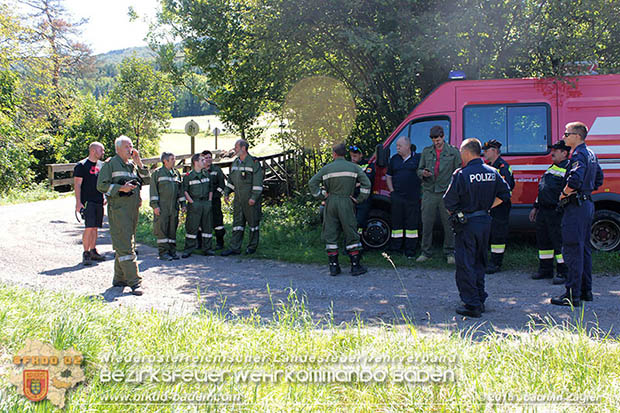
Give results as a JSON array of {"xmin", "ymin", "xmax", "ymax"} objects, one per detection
[{"xmin": 40, "ymin": 263, "xmax": 85, "ymax": 276}]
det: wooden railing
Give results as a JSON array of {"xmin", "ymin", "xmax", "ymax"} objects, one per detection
[{"xmin": 46, "ymin": 150, "xmax": 295, "ymax": 192}]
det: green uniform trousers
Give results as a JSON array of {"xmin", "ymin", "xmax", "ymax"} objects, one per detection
[
  {"xmin": 185, "ymin": 200, "xmax": 213, "ymax": 252},
  {"xmin": 420, "ymin": 191, "xmax": 454, "ymax": 257},
  {"xmin": 108, "ymin": 199, "xmax": 141, "ymax": 288},
  {"xmin": 230, "ymin": 194, "xmax": 261, "ymax": 252},
  {"xmin": 323, "ymin": 195, "xmax": 362, "ymax": 253},
  {"xmin": 154, "ymin": 208, "xmax": 179, "ymax": 256}
]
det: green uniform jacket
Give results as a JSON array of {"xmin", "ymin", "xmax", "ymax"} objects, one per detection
[
  {"xmin": 150, "ymin": 166, "xmax": 184, "ymax": 211},
  {"xmin": 309, "ymin": 158, "xmax": 371, "ymax": 202},
  {"xmin": 182, "ymin": 170, "xmax": 213, "ymax": 200},
  {"xmin": 96, "ymin": 155, "xmax": 150, "ymax": 202},
  {"xmin": 224, "ymin": 154, "xmax": 263, "ymax": 201},
  {"xmin": 417, "ymin": 144, "xmax": 462, "ymax": 193},
  {"xmin": 207, "ymin": 164, "xmax": 226, "ymax": 199}
]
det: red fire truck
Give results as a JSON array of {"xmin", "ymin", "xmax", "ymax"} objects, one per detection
[{"xmin": 363, "ymin": 74, "xmax": 620, "ymax": 252}]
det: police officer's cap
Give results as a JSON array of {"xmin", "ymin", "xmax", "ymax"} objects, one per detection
[
  {"xmin": 548, "ymin": 140, "xmax": 571, "ymax": 152},
  {"xmin": 482, "ymin": 139, "xmax": 502, "ymax": 150}
]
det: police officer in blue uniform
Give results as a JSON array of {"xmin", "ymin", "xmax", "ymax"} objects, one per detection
[
  {"xmin": 551, "ymin": 122, "xmax": 604, "ymax": 307},
  {"xmin": 530, "ymin": 140, "xmax": 571, "ymax": 284},
  {"xmin": 483, "ymin": 139, "xmax": 515, "ymax": 273},
  {"xmin": 444, "ymin": 138, "xmax": 511, "ymax": 318}
]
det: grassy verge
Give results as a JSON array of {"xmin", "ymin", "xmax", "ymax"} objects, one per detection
[
  {"xmin": 136, "ymin": 197, "xmax": 620, "ymax": 275},
  {"xmin": 0, "ymin": 284, "xmax": 618, "ymax": 411},
  {"xmin": 0, "ymin": 183, "xmax": 64, "ymax": 206}
]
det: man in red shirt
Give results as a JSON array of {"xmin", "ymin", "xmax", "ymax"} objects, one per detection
[{"xmin": 416, "ymin": 125, "xmax": 462, "ymax": 264}]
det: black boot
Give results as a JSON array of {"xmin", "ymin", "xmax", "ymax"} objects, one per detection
[
  {"xmin": 486, "ymin": 253, "xmax": 503, "ymax": 274},
  {"xmin": 215, "ymin": 229, "xmax": 225, "ymax": 250},
  {"xmin": 550, "ymin": 290, "xmax": 581, "ymax": 307},
  {"xmin": 328, "ymin": 254, "xmax": 341, "ymax": 276},
  {"xmin": 349, "ymin": 252, "xmax": 367, "ymax": 276}
]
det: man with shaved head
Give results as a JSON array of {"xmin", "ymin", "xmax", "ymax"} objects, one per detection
[{"xmin": 74, "ymin": 142, "xmax": 106, "ymax": 265}]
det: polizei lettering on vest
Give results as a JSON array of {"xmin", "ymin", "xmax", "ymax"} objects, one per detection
[{"xmin": 469, "ymin": 172, "xmax": 496, "ymax": 183}]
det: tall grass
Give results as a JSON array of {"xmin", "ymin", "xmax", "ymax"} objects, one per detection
[
  {"xmin": 0, "ymin": 284, "xmax": 618, "ymax": 411},
  {"xmin": 0, "ymin": 182, "xmax": 63, "ymax": 205}
]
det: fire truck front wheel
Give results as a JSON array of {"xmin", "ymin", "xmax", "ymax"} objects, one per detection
[
  {"xmin": 590, "ymin": 209, "xmax": 620, "ymax": 252},
  {"xmin": 361, "ymin": 210, "xmax": 391, "ymax": 249}
]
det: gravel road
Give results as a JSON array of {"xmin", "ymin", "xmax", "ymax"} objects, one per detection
[{"xmin": 1, "ymin": 195, "xmax": 619, "ymax": 336}]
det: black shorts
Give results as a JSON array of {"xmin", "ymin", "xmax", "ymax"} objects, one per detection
[{"xmin": 84, "ymin": 202, "xmax": 104, "ymax": 228}]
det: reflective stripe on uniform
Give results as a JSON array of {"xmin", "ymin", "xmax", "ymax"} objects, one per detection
[
  {"xmin": 157, "ymin": 239, "xmax": 168, "ymax": 244},
  {"xmin": 252, "ymin": 186, "xmax": 263, "ymax": 191},
  {"xmin": 233, "ymin": 226, "xmax": 244, "ymax": 231},
  {"xmin": 105, "ymin": 184, "xmax": 118, "ymax": 197},
  {"xmin": 178, "ymin": 197, "xmax": 186, "ymax": 202},
  {"xmin": 189, "ymin": 178, "xmax": 209, "ymax": 185},
  {"xmin": 226, "ymin": 182, "xmax": 235, "ymax": 190},
  {"xmin": 346, "ymin": 243, "xmax": 362, "ymax": 250},
  {"xmin": 360, "ymin": 188, "xmax": 370, "ymax": 194},
  {"xmin": 391, "ymin": 229, "xmax": 403, "ymax": 238},
  {"xmin": 539, "ymin": 249, "xmax": 554, "ymax": 259},
  {"xmin": 158, "ymin": 176, "xmax": 174, "ymax": 182},
  {"xmin": 118, "ymin": 254, "xmax": 136, "ymax": 262},
  {"xmin": 210, "ymin": 172, "xmax": 218, "ymax": 175},
  {"xmin": 151, "ymin": 196, "xmax": 159, "ymax": 201},
  {"xmin": 555, "ymin": 254, "xmax": 564, "ymax": 264},
  {"xmin": 111, "ymin": 171, "xmax": 136, "ymax": 178},
  {"xmin": 545, "ymin": 165, "xmax": 567, "ymax": 178},
  {"xmin": 216, "ymin": 187, "xmax": 224, "ymax": 194},
  {"xmin": 202, "ymin": 233, "xmax": 213, "ymax": 238},
  {"xmin": 405, "ymin": 230, "xmax": 418, "ymax": 238},
  {"xmin": 186, "ymin": 234, "xmax": 197, "ymax": 239},
  {"xmin": 322, "ymin": 171, "xmax": 358, "ymax": 180},
  {"xmin": 249, "ymin": 226, "xmax": 259, "ymax": 232},
  {"xmin": 326, "ymin": 244, "xmax": 338, "ymax": 250},
  {"xmin": 169, "ymin": 239, "xmax": 176, "ymax": 244},
  {"xmin": 491, "ymin": 244, "xmax": 506, "ymax": 253},
  {"xmin": 231, "ymin": 166, "xmax": 254, "ymax": 172},
  {"xmin": 214, "ymin": 226, "xmax": 225, "ymax": 230}
]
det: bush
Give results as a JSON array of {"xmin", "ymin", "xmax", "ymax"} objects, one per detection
[{"xmin": 0, "ymin": 121, "xmax": 33, "ymax": 194}]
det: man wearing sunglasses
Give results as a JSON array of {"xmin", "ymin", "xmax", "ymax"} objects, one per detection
[{"xmin": 551, "ymin": 122, "xmax": 604, "ymax": 307}]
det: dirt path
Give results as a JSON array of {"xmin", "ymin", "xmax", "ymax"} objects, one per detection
[{"xmin": 1, "ymin": 196, "xmax": 619, "ymax": 335}]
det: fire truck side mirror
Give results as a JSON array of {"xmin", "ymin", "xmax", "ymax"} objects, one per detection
[{"xmin": 376, "ymin": 144, "xmax": 389, "ymax": 167}]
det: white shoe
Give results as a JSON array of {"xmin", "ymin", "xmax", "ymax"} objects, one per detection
[
  {"xmin": 446, "ymin": 256, "xmax": 455, "ymax": 265},
  {"xmin": 416, "ymin": 255, "xmax": 430, "ymax": 263}
]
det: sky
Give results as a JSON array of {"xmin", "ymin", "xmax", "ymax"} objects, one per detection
[{"xmin": 61, "ymin": 0, "xmax": 159, "ymax": 55}]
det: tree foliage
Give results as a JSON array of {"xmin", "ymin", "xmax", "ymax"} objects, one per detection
[
  {"xmin": 151, "ymin": 0, "xmax": 620, "ymax": 155},
  {"xmin": 109, "ymin": 57, "xmax": 174, "ymax": 155}
]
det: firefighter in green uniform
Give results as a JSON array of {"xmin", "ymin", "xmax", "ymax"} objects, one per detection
[
  {"xmin": 221, "ymin": 140, "xmax": 264, "ymax": 256},
  {"xmin": 309, "ymin": 143, "xmax": 372, "ymax": 276},
  {"xmin": 182, "ymin": 153, "xmax": 214, "ymax": 258},
  {"xmin": 203, "ymin": 150, "xmax": 227, "ymax": 249},
  {"xmin": 150, "ymin": 152, "xmax": 185, "ymax": 261},
  {"xmin": 97, "ymin": 135, "xmax": 150, "ymax": 296}
]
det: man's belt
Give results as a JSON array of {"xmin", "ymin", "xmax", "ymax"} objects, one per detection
[{"xmin": 464, "ymin": 210, "xmax": 489, "ymax": 219}]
